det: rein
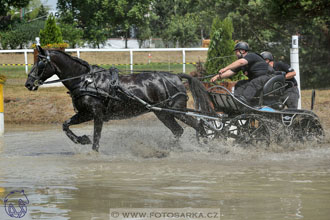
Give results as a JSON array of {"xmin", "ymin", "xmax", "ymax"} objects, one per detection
[
  {"xmin": 196, "ymin": 74, "xmax": 217, "ymax": 80},
  {"xmin": 34, "ymin": 53, "xmax": 107, "ymax": 86},
  {"xmin": 36, "ymin": 73, "xmax": 86, "ymax": 86},
  {"xmin": 34, "ymin": 64, "xmax": 104, "ymax": 86},
  {"xmin": 37, "ymin": 70, "xmax": 103, "ymax": 85}
]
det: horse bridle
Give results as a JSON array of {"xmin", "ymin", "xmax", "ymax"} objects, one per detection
[
  {"xmin": 31, "ymin": 51, "xmax": 58, "ymax": 87},
  {"xmin": 31, "ymin": 52, "xmax": 104, "ymax": 86}
]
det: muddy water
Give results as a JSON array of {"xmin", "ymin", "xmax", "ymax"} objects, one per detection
[{"xmin": 1, "ymin": 115, "xmax": 330, "ymax": 220}]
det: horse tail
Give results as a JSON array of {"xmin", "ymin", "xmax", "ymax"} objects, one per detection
[{"xmin": 178, "ymin": 74, "xmax": 215, "ymax": 114}]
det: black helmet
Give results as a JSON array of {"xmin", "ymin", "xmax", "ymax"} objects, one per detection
[
  {"xmin": 260, "ymin": 51, "xmax": 274, "ymax": 61},
  {"xmin": 233, "ymin": 42, "xmax": 250, "ymax": 51}
]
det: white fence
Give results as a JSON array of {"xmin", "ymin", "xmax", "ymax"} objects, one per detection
[{"xmin": 0, "ymin": 48, "xmax": 208, "ymax": 74}]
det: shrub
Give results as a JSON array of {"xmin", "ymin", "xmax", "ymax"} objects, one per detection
[
  {"xmin": 205, "ymin": 17, "xmax": 236, "ymax": 76},
  {"xmin": 39, "ymin": 13, "xmax": 64, "ymax": 47}
]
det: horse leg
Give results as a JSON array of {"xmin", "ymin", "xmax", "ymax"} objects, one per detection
[
  {"xmin": 168, "ymin": 97, "xmax": 206, "ymax": 137},
  {"xmin": 63, "ymin": 113, "xmax": 93, "ymax": 145},
  {"xmin": 154, "ymin": 112, "xmax": 184, "ymax": 139},
  {"xmin": 174, "ymin": 114, "xmax": 206, "ymax": 137},
  {"xmin": 92, "ymin": 114, "xmax": 103, "ymax": 152}
]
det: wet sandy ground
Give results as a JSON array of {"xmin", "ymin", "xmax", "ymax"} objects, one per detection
[{"xmin": 1, "ymin": 114, "xmax": 330, "ymax": 220}]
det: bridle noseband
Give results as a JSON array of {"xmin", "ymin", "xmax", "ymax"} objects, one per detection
[{"xmin": 31, "ymin": 51, "xmax": 59, "ymax": 87}]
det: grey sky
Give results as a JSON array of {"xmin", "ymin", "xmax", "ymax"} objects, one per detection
[{"xmin": 40, "ymin": 0, "xmax": 58, "ymax": 10}]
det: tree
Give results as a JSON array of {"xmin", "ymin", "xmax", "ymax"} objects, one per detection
[
  {"xmin": 39, "ymin": 13, "xmax": 64, "ymax": 46},
  {"xmin": 150, "ymin": 0, "xmax": 201, "ymax": 47},
  {"xmin": 106, "ymin": 0, "xmax": 152, "ymax": 48},
  {"xmin": 0, "ymin": 0, "xmax": 29, "ymax": 30},
  {"xmin": 0, "ymin": 0, "xmax": 47, "ymax": 49},
  {"xmin": 57, "ymin": 0, "xmax": 152, "ymax": 48},
  {"xmin": 22, "ymin": 0, "xmax": 49, "ymax": 21},
  {"xmin": 191, "ymin": 0, "xmax": 219, "ymax": 42},
  {"xmin": 135, "ymin": 21, "xmax": 151, "ymax": 48},
  {"xmin": 0, "ymin": 20, "xmax": 44, "ymax": 49},
  {"xmin": 264, "ymin": 0, "xmax": 330, "ymax": 88},
  {"xmin": 85, "ymin": 26, "xmax": 109, "ymax": 48},
  {"xmin": 205, "ymin": 17, "xmax": 236, "ymax": 76},
  {"xmin": 57, "ymin": 0, "xmax": 110, "ymax": 48},
  {"xmin": 165, "ymin": 13, "xmax": 199, "ymax": 48},
  {"xmin": 59, "ymin": 21, "xmax": 83, "ymax": 48},
  {"xmin": 36, "ymin": 4, "xmax": 48, "ymax": 18},
  {"xmin": 56, "ymin": 0, "xmax": 81, "ymax": 24},
  {"xmin": 0, "ymin": 0, "xmax": 29, "ymax": 17}
]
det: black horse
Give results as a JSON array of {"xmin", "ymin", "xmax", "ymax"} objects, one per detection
[{"xmin": 25, "ymin": 46, "xmax": 214, "ymax": 152}]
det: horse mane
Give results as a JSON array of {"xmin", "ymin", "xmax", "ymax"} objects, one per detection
[{"xmin": 51, "ymin": 50, "xmax": 91, "ymax": 71}]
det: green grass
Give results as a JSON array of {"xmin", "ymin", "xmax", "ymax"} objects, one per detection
[{"xmin": 0, "ymin": 66, "xmax": 31, "ymax": 79}]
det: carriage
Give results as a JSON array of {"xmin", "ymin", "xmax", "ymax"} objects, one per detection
[
  {"xmin": 134, "ymin": 73, "xmax": 324, "ymax": 146},
  {"xmin": 196, "ymin": 76, "xmax": 324, "ymax": 146},
  {"xmin": 25, "ymin": 47, "xmax": 324, "ymax": 151}
]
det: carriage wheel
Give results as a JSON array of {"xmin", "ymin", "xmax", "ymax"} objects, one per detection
[
  {"xmin": 196, "ymin": 118, "xmax": 224, "ymax": 144},
  {"xmin": 202, "ymin": 118, "xmax": 224, "ymax": 138},
  {"xmin": 290, "ymin": 115, "xmax": 324, "ymax": 143},
  {"xmin": 226, "ymin": 114, "xmax": 271, "ymax": 147}
]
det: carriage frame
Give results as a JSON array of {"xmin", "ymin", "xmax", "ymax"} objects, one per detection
[{"xmin": 197, "ymin": 84, "xmax": 324, "ymax": 146}]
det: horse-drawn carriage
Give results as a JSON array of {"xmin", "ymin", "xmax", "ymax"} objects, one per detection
[
  {"xmin": 25, "ymin": 46, "xmax": 324, "ymax": 151},
  {"xmin": 199, "ymin": 82, "xmax": 324, "ymax": 146}
]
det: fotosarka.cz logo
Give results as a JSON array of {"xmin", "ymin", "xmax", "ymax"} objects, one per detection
[{"xmin": 109, "ymin": 208, "xmax": 221, "ymax": 220}]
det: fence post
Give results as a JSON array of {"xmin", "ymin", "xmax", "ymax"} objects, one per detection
[
  {"xmin": 24, "ymin": 50, "xmax": 28, "ymax": 74},
  {"xmin": 77, "ymin": 48, "xmax": 80, "ymax": 58},
  {"xmin": 182, "ymin": 49, "xmax": 186, "ymax": 73},
  {"xmin": 130, "ymin": 50, "xmax": 133, "ymax": 73},
  {"xmin": 0, "ymin": 80, "xmax": 4, "ymax": 135},
  {"xmin": 290, "ymin": 35, "xmax": 301, "ymax": 109}
]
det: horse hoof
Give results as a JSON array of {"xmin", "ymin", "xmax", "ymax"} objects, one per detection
[
  {"xmin": 92, "ymin": 145, "xmax": 99, "ymax": 152},
  {"xmin": 78, "ymin": 135, "xmax": 92, "ymax": 145}
]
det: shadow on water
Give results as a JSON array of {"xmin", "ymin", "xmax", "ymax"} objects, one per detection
[
  {"xmin": 26, "ymin": 152, "xmax": 76, "ymax": 156},
  {"xmin": 1, "ymin": 116, "xmax": 330, "ymax": 220}
]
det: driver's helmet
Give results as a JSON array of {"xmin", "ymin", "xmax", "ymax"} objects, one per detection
[
  {"xmin": 260, "ymin": 51, "xmax": 274, "ymax": 61},
  {"xmin": 233, "ymin": 42, "xmax": 250, "ymax": 51}
]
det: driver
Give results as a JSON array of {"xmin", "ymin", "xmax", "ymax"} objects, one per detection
[
  {"xmin": 211, "ymin": 42, "xmax": 271, "ymax": 105},
  {"xmin": 260, "ymin": 51, "xmax": 299, "ymax": 109}
]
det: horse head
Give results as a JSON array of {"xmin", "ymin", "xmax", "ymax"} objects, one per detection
[{"xmin": 25, "ymin": 45, "xmax": 57, "ymax": 91}]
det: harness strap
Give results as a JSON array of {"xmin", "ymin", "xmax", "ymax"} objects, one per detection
[
  {"xmin": 70, "ymin": 85, "xmax": 122, "ymax": 102},
  {"xmin": 120, "ymin": 87, "xmax": 219, "ymax": 118},
  {"xmin": 69, "ymin": 68, "xmax": 121, "ymax": 101},
  {"xmin": 38, "ymin": 69, "xmax": 105, "ymax": 86},
  {"xmin": 148, "ymin": 92, "xmax": 188, "ymax": 108},
  {"xmin": 116, "ymin": 85, "xmax": 187, "ymax": 107}
]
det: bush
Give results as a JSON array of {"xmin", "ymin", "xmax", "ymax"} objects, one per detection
[
  {"xmin": 0, "ymin": 32, "xmax": 10, "ymax": 49},
  {"xmin": 0, "ymin": 20, "xmax": 45, "ymax": 49},
  {"xmin": 205, "ymin": 17, "xmax": 236, "ymax": 76},
  {"xmin": 39, "ymin": 14, "xmax": 64, "ymax": 46}
]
